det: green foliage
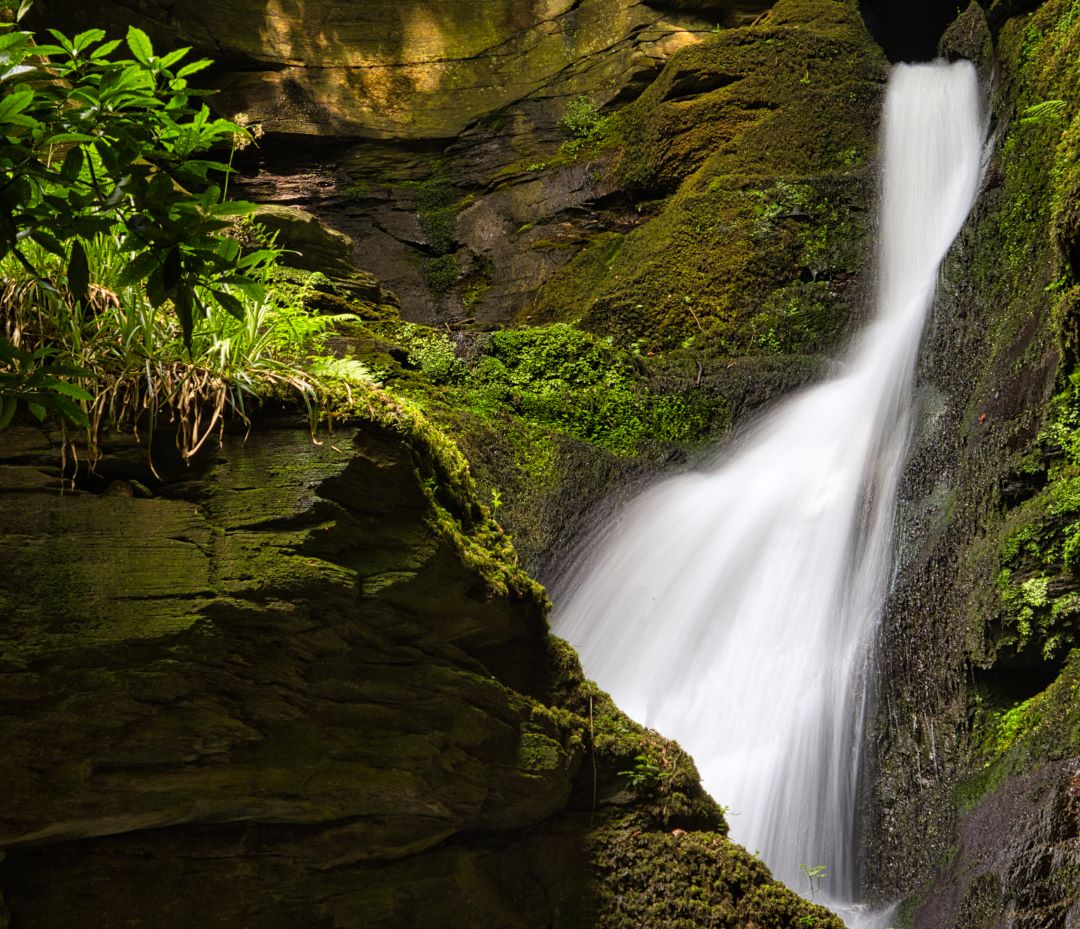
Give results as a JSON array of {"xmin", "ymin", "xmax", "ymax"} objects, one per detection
[
  {"xmin": 619, "ymin": 752, "xmax": 674, "ymax": 789},
  {"xmin": 799, "ymin": 863, "xmax": 827, "ymax": 901},
  {"xmin": 398, "ymin": 323, "xmax": 463, "ymax": 383},
  {"xmin": 0, "ymin": 17, "xmax": 375, "ymax": 456},
  {"xmin": 2, "ymin": 230, "xmax": 366, "ymax": 457},
  {"xmin": 423, "ymin": 253, "xmax": 458, "ymax": 296},
  {"xmin": 1019, "ymin": 99, "xmax": 1068, "ymax": 126},
  {"xmin": 455, "ymin": 324, "xmax": 708, "ymax": 455},
  {"xmin": 561, "ymin": 95, "xmax": 606, "ymax": 140},
  {"xmin": 0, "ymin": 21, "xmax": 259, "ymax": 350},
  {"xmin": 558, "ymin": 95, "xmax": 612, "ymax": 159}
]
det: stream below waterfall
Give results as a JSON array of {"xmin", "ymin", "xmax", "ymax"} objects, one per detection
[{"xmin": 553, "ymin": 59, "xmax": 985, "ymax": 925}]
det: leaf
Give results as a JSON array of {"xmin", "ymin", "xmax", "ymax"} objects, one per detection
[
  {"xmin": 30, "ymin": 229, "xmax": 65, "ymax": 258},
  {"xmin": 175, "ymin": 58, "xmax": 212, "ymax": 79},
  {"xmin": 212, "ymin": 289, "xmax": 247, "ymax": 321},
  {"xmin": 125, "ymin": 26, "xmax": 153, "ymax": 65},
  {"xmin": 175, "ymin": 283, "xmax": 194, "ymax": 349},
  {"xmin": 67, "ymin": 240, "xmax": 89, "ymax": 306},
  {"xmin": 0, "ymin": 31, "xmax": 28, "ymax": 53},
  {"xmin": 27, "ymin": 400, "xmax": 45, "ymax": 421},
  {"xmin": 43, "ymin": 379, "xmax": 93, "ymax": 402},
  {"xmin": 237, "ymin": 248, "xmax": 281, "ymax": 270},
  {"xmin": 146, "ymin": 263, "xmax": 168, "ymax": 308},
  {"xmin": 16, "ymin": 0, "xmax": 33, "ymax": 22},
  {"xmin": 44, "ymin": 132, "xmax": 97, "ymax": 145},
  {"xmin": 162, "ymin": 245, "xmax": 182, "ymax": 291},
  {"xmin": 89, "ymin": 39, "xmax": 123, "ymax": 60},
  {"xmin": 158, "ymin": 47, "xmax": 192, "ymax": 70},
  {"xmin": 0, "ymin": 64, "xmax": 36, "ymax": 83},
  {"xmin": 222, "ymin": 278, "xmax": 265, "ymax": 302},
  {"xmin": 59, "ymin": 144, "xmax": 83, "ymax": 182},
  {"xmin": 0, "ymin": 86, "xmax": 33, "ymax": 124},
  {"xmin": 0, "ymin": 395, "xmax": 15, "ymax": 431},
  {"xmin": 115, "ymin": 249, "xmax": 161, "ymax": 287},
  {"xmin": 207, "ymin": 200, "xmax": 256, "ymax": 217},
  {"xmin": 46, "ymin": 29, "xmax": 75, "ymax": 55},
  {"xmin": 47, "ymin": 394, "xmax": 89, "ymax": 428},
  {"xmin": 73, "ymin": 29, "xmax": 106, "ymax": 52}
]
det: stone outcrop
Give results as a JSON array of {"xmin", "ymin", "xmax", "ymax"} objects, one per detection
[
  {"xmin": 48, "ymin": 0, "xmax": 746, "ymax": 139},
  {"xmin": 864, "ymin": 1, "xmax": 1080, "ymax": 923},
  {"xmin": 0, "ymin": 418, "xmax": 840, "ymax": 928}
]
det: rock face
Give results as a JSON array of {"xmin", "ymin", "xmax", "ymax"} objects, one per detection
[
  {"xmin": 50, "ymin": 0, "xmax": 758, "ymax": 139},
  {"xmin": 0, "ymin": 419, "xmax": 841, "ymax": 928},
  {"xmin": 864, "ymin": 0, "xmax": 1080, "ymax": 923}
]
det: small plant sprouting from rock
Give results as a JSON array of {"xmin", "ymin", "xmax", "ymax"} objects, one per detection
[
  {"xmin": 799, "ymin": 863, "xmax": 827, "ymax": 901},
  {"xmin": 560, "ymin": 95, "xmax": 610, "ymax": 156},
  {"xmin": 561, "ymin": 95, "xmax": 604, "ymax": 138}
]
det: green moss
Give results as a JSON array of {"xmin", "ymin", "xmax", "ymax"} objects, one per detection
[
  {"xmin": 589, "ymin": 824, "xmax": 844, "ymax": 929},
  {"xmin": 423, "ymin": 254, "xmax": 459, "ymax": 296},
  {"xmin": 529, "ymin": 0, "xmax": 884, "ymax": 351},
  {"xmin": 959, "ymin": 649, "xmax": 1080, "ymax": 812}
]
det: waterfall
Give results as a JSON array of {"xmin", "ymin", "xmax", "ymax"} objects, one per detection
[{"xmin": 552, "ymin": 60, "xmax": 984, "ymax": 916}]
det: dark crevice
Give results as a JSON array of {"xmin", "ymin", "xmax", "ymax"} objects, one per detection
[
  {"xmin": 973, "ymin": 660, "xmax": 1062, "ymax": 708},
  {"xmin": 661, "ymin": 70, "xmax": 740, "ymax": 104},
  {"xmin": 859, "ymin": 0, "xmax": 960, "ymax": 62}
]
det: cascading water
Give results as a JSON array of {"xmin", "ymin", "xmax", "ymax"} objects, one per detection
[{"xmin": 553, "ymin": 60, "xmax": 984, "ymax": 920}]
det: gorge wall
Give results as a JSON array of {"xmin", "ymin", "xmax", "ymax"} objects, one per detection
[{"xmin": 10, "ymin": 0, "xmax": 1080, "ymax": 926}]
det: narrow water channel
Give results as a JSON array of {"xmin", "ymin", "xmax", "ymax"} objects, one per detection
[{"xmin": 553, "ymin": 59, "xmax": 985, "ymax": 923}]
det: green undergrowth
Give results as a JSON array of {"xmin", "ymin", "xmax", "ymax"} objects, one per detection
[
  {"xmin": 590, "ymin": 823, "xmax": 844, "ymax": 929},
  {"xmin": 534, "ymin": 636, "xmax": 843, "ymax": 927},
  {"xmin": 966, "ymin": 0, "xmax": 1080, "ymax": 671},
  {"xmin": 333, "ymin": 317, "xmax": 733, "ymax": 563}
]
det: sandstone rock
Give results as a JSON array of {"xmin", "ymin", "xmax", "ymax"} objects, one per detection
[
  {"xmin": 0, "ymin": 418, "xmax": 838, "ymax": 927},
  {"xmin": 45, "ymin": 0, "xmax": 719, "ymax": 139}
]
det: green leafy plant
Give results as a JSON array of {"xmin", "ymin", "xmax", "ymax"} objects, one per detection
[
  {"xmin": 619, "ymin": 753, "xmax": 669, "ymax": 788},
  {"xmin": 560, "ymin": 95, "xmax": 611, "ymax": 156},
  {"xmin": 561, "ymin": 96, "xmax": 604, "ymax": 138},
  {"xmin": 0, "ymin": 22, "xmax": 259, "ymax": 347},
  {"xmin": 799, "ymin": 863, "xmax": 827, "ymax": 901},
  {"xmin": 1019, "ymin": 98, "xmax": 1067, "ymax": 126},
  {"xmin": 0, "ymin": 16, "xmax": 375, "ymax": 458}
]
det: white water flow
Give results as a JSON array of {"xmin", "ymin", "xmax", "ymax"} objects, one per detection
[{"xmin": 553, "ymin": 60, "xmax": 984, "ymax": 917}]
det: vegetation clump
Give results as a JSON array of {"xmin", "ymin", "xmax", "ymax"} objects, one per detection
[{"xmin": 0, "ymin": 12, "xmax": 393, "ymax": 463}]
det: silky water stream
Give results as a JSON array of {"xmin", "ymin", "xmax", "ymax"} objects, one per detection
[{"xmin": 553, "ymin": 60, "xmax": 985, "ymax": 923}]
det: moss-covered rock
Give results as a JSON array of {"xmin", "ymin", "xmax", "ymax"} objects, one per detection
[
  {"xmin": 44, "ymin": 0, "xmax": 720, "ymax": 139},
  {"xmin": 865, "ymin": 0, "xmax": 1080, "ymax": 918},
  {"xmin": 528, "ymin": 0, "xmax": 886, "ymax": 352},
  {"xmin": 0, "ymin": 411, "xmax": 834, "ymax": 927}
]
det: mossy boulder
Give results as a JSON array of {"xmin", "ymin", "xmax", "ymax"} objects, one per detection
[
  {"xmin": 0, "ymin": 414, "xmax": 833, "ymax": 927},
  {"xmin": 528, "ymin": 0, "xmax": 886, "ymax": 352}
]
